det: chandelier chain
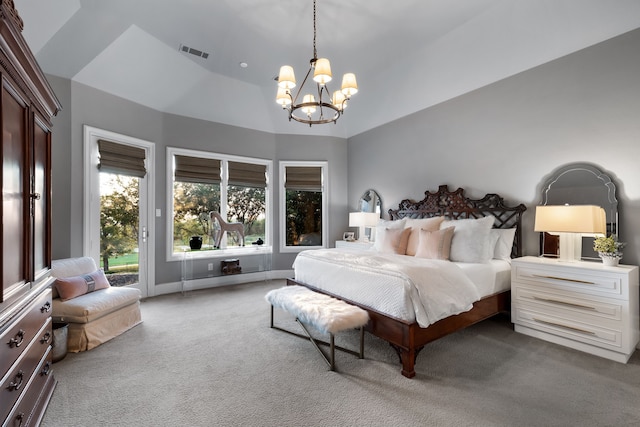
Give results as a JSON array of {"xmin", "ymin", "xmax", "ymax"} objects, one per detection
[{"xmin": 312, "ymin": 0, "xmax": 317, "ymax": 60}]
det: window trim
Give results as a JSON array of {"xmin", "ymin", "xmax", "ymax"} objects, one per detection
[
  {"xmin": 279, "ymin": 160, "xmax": 328, "ymax": 253},
  {"xmin": 166, "ymin": 147, "xmax": 272, "ymax": 262}
]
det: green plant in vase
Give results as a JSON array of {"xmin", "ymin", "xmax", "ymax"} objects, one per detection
[{"xmin": 593, "ymin": 235, "xmax": 625, "ymax": 266}]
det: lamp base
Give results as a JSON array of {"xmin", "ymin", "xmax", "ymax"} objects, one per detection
[{"xmin": 558, "ymin": 233, "xmax": 582, "ymax": 262}]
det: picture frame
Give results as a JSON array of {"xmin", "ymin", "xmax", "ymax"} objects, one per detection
[{"xmin": 343, "ymin": 231, "xmax": 355, "ymax": 241}]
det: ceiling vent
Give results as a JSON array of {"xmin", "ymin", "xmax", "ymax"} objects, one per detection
[{"xmin": 179, "ymin": 44, "xmax": 209, "ymax": 59}]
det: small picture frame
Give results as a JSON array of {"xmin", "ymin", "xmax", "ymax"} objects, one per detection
[{"xmin": 343, "ymin": 231, "xmax": 355, "ymax": 241}]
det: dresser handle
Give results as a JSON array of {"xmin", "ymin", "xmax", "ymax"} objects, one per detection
[
  {"xmin": 41, "ymin": 361, "xmax": 52, "ymax": 376},
  {"xmin": 532, "ymin": 296, "xmax": 596, "ymax": 311},
  {"xmin": 531, "ymin": 274, "xmax": 596, "ymax": 285},
  {"xmin": 14, "ymin": 412, "xmax": 25, "ymax": 427},
  {"xmin": 41, "ymin": 331, "xmax": 52, "ymax": 344},
  {"xmin": 8, "ymin": 329, "xmax": 25, "ymax": 348},
  {"xmin": 7, "ymin": 370, "xmax": 24, "ymax": 391},
  {"xmin": 41, "ymin": 301, "xmax": 52, "ymax": 313},
  {"xmin": 533, "ymin": 317, "xmax": 596, "ymax": 336}
]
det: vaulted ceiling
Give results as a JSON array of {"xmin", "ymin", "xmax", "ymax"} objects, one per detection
[{"xmin": 17, "ymin": 0, "xmax": 640, "ymax": 138}]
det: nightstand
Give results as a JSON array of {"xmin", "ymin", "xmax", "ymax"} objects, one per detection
[
  {"xmin": 511, "ymin": 256, "xmax": 639, "ymax": 363},
  {"xmin": 335, "ymin": 240, "xmax": 373, "ymax": 250}
]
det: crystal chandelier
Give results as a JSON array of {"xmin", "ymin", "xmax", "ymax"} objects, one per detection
[{"xmin": 276, "ymin": 0, "xmax": 358, "ymax": 126}]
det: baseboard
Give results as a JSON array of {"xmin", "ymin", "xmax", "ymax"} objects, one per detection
[{"xmin": 152, "ymin": 269, "xmax": 293, "ymax": 297}]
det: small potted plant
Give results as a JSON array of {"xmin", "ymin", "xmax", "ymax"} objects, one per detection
[{"xmin": 593, "ymin": 235, "xmax": 625, "ymax": 266}]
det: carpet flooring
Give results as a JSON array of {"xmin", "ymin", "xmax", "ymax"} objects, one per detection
[{"xmin": 41, "ymin": 280, "xmax": 640, "ymax": 426}]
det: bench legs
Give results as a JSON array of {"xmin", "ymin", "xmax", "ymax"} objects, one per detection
[{"xmin": 270, "ymin": 305, "xmax": 365, "ymax": 371}]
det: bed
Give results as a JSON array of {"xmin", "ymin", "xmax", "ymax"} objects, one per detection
[{"xmin": 288, "ymin": 185, "xmax": 527, "ymax": 378}]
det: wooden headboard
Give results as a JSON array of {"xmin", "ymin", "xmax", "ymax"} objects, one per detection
[{"xmin": 388, "ymin": 185, "xmax": 527, "ymax": 257}]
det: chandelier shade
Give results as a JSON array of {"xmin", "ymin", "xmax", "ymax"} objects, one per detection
[{"xmin": 275, "ymin": 0, "xmax": 358, "ymax": 126}]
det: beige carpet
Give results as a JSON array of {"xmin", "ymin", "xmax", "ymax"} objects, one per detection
[{"xmin": 41, "ymin": 280, "xmax": 640, "ymax": 427}]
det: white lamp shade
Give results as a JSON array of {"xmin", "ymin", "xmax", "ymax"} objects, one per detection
[
  {"xmin": 349, "ymin": 212, "xmax": 379, "ymax": 227},
  {"xmin": 341, "ymin": 73, "xmax": 358, "ymax": 96},
  {"xmin": 534, "ymin": 205, "xmax": 606, "ymax": 234},
  {"xmin": 313, "ymin": 58, "xmax": 332, "ymax": 84},
  {"xmin": 278, "ymin": 65, "xmax": 296, "ymax": 89},
  {"xmin": 301, "ymin": 94, "xmax": 316, "ymax": 114},
  {"xmin": 275, "ymin": 87, "xmax": 291, "ymax": 106},
  {"xmin": 331, "ymin": 90, "xmax": 346, "ymax": 110}
]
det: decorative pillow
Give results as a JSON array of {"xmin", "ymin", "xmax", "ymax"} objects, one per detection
[
  {"xmin": 415, "ymin": 226, "xmax": 455, "ymax": 260},
  {"xmin": 55, "ymin": 269, "xmax": 110, "ymax": 301},
  {"xmin": 379, "ymin": 227, "xmax": 412, "ymax": 255},
  {"xmin": 404, "ymin": 217, "xmax": 445, "ymax": 256},
  {"xmin": 491, "ymin": 228, "xmax": 517, "ymax": 260},
  {"xmin": 372, "ymin": 218, "xmax": 406, "ymax": 252},
  {"xmin": 440, "ymin": 216, "xmax": 495, "ymax": 263}
]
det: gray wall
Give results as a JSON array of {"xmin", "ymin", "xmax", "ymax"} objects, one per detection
[
  {"xmin": 348, "ymin": 28, "xmax": 640, "ymax": 265},
  {"xmin": 48, "ymin": 80, "xmax": 348, "ymax": 287}
]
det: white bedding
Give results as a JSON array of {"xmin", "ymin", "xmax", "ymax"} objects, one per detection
[{"xmin": 293, "ymin": 248, "xmax": 511, "ymax": 328}]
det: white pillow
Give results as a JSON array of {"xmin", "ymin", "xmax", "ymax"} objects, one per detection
[
  {"xmin": 373, "ymin": 219, "xmax": 406, "ymax": 252},
  {"xmin": 491, "ymin": 228, "xmax": 517, "ymax": 260},
  {"xmin": 440, "ymin": 216, "xmax": 495, "ymax": 263},
  {"xmin": 404, "ymin": 217, "xmax": 445, "ymax": 256}
]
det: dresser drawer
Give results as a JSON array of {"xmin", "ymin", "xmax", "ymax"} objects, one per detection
[
  {"xmin": 513, "ymin": 264, "xmax": 625, "ymax": 299},
  {"xmin": 0, "ymin": 319, "xmax": 52, "ymax": 421},
  {"xmin": 0, "ymin": 290, "xmax": 52, "ymax": 375},
  {"xmin": 513, "ymin": 286, "xmax": 622, "ymax": 322},
  {"xmin": 513, "ymin": 305, "xmax": 622, "ymax": 350},
  {"xmin": 4, "ymin": 347, "xmax": 54, "ymax": 427}
]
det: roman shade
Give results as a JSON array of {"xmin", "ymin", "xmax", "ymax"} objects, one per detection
[
  {"xmin": 228, "ymin": 161, "xmax": 267, "ymax": 188},
  {"xmin": 285, "ymin": 166, "xmax": 322, "ymax": 191},
  {"xmin": 98, "ymin": 139, "xmax": 146, "ymax": 177},
  {"xmin": 174, "ymin": 155, "xmax": 221, "ymax": 184}
]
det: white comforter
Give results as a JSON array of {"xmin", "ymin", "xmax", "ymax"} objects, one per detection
[{"xmin": 293, "ymin": 249, "xmax": 481, "ymax": 328}]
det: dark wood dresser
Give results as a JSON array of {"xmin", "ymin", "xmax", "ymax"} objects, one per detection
[{"xmin": 1, "ymin": 1, "xmax": 62, "ymax": 425}]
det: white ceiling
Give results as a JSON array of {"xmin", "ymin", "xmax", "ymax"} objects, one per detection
[{"xmin": 16, "ymin": 0, "xmax": 640, "ymax": 138}]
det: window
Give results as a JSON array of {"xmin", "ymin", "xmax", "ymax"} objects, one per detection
[
  {"xmin": 167, "ymin": 147, "xmax": 271, "ymax": 260},
  {"xmin": 279, "ymin": 161, "xmax": 328, "ymax": 252}
]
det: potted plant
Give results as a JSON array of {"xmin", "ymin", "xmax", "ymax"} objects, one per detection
[{"xmin": 593, "ymin": 235, "xmax": 625, "ymax": 266}]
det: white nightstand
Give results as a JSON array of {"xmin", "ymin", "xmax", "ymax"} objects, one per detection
[
  {"xmin": 335, "ymin": 240, "xmax": 373, "ymax": 250},
  {"xmin": 511, "ymin": 256, "xmax": 639, "ymax": 363}
]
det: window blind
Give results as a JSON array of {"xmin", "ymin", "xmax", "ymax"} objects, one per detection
[
  {"xmin": 285, "ymin": 166, "xmax": 322, "ymax": 191},
  {"xmin": 98, "ymin": 139, "xmax": 146, "ymax": 177},
  {"xmin": 228, "ymin": 161, "xmax": 266, "ymax": 188},
  {"xmin": 174, "ymin": 155, "xmax": 221, "ymax": 184}
]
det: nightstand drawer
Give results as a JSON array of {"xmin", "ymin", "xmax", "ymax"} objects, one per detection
[
  {"xmin": 513, "ymin": 264, "xmax": 624, "ymax": 299},
  {"xmin": 513, "ymin": 306, "xmax": 622, "ymax": 349},
  {"xmin": 513, "ymin": 287, "xmax": 622, "ymax": 322}
]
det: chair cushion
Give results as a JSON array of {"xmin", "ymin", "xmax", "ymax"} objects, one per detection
[
  {"xmin": 51, "ymin": 257, "xmax": 99, "ymax": 299},
  {"xmin": 52, "ymin": 286, "xmax": 141, "ymax": 324}
]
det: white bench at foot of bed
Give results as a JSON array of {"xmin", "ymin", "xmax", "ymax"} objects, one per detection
[{"xmin": 265, "ymin": 285, "xmax": 370, "ymax": 371}]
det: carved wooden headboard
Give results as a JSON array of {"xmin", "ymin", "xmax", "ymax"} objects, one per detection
[{"xmin": 388, "ymin": 185, "xmax": 527, "ymax": 257}]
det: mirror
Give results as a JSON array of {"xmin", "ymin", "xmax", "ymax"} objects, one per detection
[
  {"xmin": 358, "ymin": 189, "xmax": 382, "ymax": 215},
  {"xmin": 539, "ymin": 163, "xmax": 618, "ymax": 260}
]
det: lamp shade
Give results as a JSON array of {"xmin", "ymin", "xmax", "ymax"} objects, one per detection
[
  {"xmin": 341, "ymin": 73, "xmax": 358, "ymax": 96},
  {"xmin": 275, "ymin": 87, "xmax": 291, "ymax": 106},
  {"xmin": 349, "ymin": 212, "xmax": 379, "ymax": 227},
  {"xmin": 534, "ymin": 205, "xmax": 606, "ymax": 234},
  {"xmin": 313, "ymin": 58, "xmax": 332, "ymax": 84},
  {"xmin": 277, "ymin": 65, "xmax": 296, "ymax": 89}
]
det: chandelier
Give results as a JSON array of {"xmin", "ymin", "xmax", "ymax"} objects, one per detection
[{"xmin": 276, "ymin": 0, "xmax": 358, "ymax": 126}]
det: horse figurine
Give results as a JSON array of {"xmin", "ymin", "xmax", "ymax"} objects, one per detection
[{"xmin": 210, "ymin": 212, "xmax": 245, "ymax": 248}]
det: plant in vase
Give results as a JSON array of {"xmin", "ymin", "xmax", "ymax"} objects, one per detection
[{"xmin": 593, "ymin": 235, "xmax": 625, "ymax": 266}]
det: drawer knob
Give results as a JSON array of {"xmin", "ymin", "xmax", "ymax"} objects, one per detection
[
  {"xmin": 7, "ymin": 329, "xmax": 25, "ymax": 348},
  {"xmin": 41, "ymin": 331, "xmax": 52, "ymax": 344},
  {"xmin": 7, "ymin": 370, "xmax": 24, "ymax": 391},
  {"xmin": 41, "ymin": 301, "xmax": 52, "ymax": 313},
  {"xmin": 41, "ymin": 361, "xmax": 52, "ymax": 376},
  {"xmin": 13, "ymin": 412, "xmax": 25, "ymax": 427}
]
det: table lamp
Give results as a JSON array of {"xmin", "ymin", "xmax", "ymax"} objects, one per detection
[
  {"xmin": 349, "ymin": 212, "xmax": 379, "ymax": 242},
  {"xmin": 534, "ymin": 205, "xmax": 606, "ymax": 261}
]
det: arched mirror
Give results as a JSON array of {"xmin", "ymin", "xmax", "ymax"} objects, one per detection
[
  {"xmin": 358, "ymin": 189, "xmax": 382, "ymax": 215},
  {"xmin": 539, "ymin": 163, "xmax": 618, "ymax": 260}
]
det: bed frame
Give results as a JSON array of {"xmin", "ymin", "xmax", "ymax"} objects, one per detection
[{"xmin": 288, "ymin": 185, "xmax": 526, "ymax": 378}]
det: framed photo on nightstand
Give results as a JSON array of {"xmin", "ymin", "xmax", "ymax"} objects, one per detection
[{"xmin": 343, "ymin": 231, "xmax": 355, "ymax": 241}]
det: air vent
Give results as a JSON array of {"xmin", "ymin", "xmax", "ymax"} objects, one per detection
[{"xmin": 179, "ymin": 44, "xmax": 209, "ymax": 59}]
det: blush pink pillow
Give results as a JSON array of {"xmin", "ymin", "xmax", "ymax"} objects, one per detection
[
  {"xmin": 415, "ymin": 226, "xmax": 455, "ymax": 260},
  {"xmin": 55, "ymin": 269, "xmax": 110, "ymax": 301},
  {"xmin": 404, "ymin": 217, "xmax": 445, "ymax": 256},
  {"xmin": 380, "ymin": 227, "xmax": 412, "ymax": 255}
]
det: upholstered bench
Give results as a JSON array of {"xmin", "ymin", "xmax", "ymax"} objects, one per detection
[
  {"xmin": 51, "ymin": 257, "xmax": 142, "ymax": 352},
  {"xmin": 265, "ymin": 285, "xmax": 369, "ymax": 371}
]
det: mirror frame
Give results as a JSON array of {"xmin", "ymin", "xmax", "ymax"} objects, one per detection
[
  {"xmin": 358, "ymin": 189, "xmax": 382, "ymax": 215},
  {"xmin": 539, "ymin": 163, "xmax": 618, "ymax": 261}
]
